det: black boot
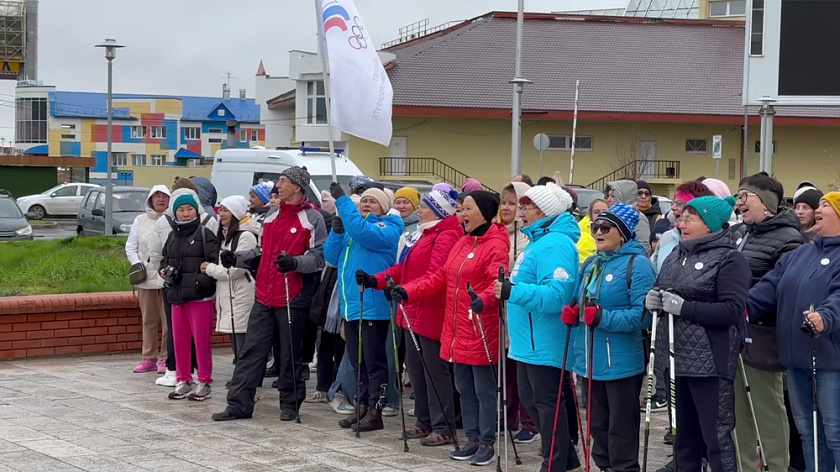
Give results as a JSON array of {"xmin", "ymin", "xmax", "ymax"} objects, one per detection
[
  {"xmin": 353, "ymin": 407, "xmax": 384, "ymax": 432},
  {"xmin": 339, "ymin": 403, "xmax": 367, "ymax": 429}
]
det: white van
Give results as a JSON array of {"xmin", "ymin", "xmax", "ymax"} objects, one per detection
[{"xmin": 210, "ymin": 147, "xmax": 363, "ymax": 203}]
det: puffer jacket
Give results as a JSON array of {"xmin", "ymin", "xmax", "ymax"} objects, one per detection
[
  {"xmin": 508, "ymin": 214, "xmax": 580, "ymax": 368},
  {"xmin": 748, "ymin": 235, "xmax": 840, "ymax": 371},
  {"xmin": 125, "ymin": 185, "xmax": 171, "ymax": 290},
  {"xmin": 324, "ymin": 195, "xmax": 403, "ymax": 322},
  {"xmin": 404, "ymin": 223, "xmax": 510, "ymax": 365},
  {"xmin": 570, "ymin": 240, "xmax": 656, "ymax": 381},
  {"xmin": 161, "ymin": 216, "xmax": 221, "ymax": 305},
  {"xmin": 149, "ymin": 188, "xmax": 220, "ymax": 268},
  {"xmin": 731, "ymin": 207, "xmax": 803, "ymax": 370},
  {"xmin": 577, "ymin": 216, "xmax": 597, "ymax": 264},
  {"xmin": 375, "ymin": 215, "xmax": 462, "ymax": 340},
  {"xmin": 206, "ymin": 217, "xmax": 260, "ymax": 333},
  {"xmin": 654, "ymin": 229, "xmax": 751, "ymax": 380},
  {"xmin": 651, "ymin": 228, "xmax": 680, "ymax": 274},
  {"xmin": 608, "ymin": 180, "xmax": 651, "ymax": 256}
]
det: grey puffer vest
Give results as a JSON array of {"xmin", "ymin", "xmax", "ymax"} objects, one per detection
[{"xmin": 654, "ymin": 230, "xmax": 741, "ymax": 380}]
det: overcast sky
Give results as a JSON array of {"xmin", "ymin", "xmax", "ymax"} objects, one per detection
[{"xmin": 0, "ymin": 0, "xmax": 625, "ymax": 142}]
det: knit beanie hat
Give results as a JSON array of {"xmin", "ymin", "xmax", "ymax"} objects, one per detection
[
  {"xmin": 280, "ymin": 166, "xmax": 310, "ymax": 192},
  {"xmin": 320, "ymin": 190, "xmax": 336, "ymax": 214},
  {"xmin": 685, "ymin": 196, "xmax": 737, "ymax": 232},
  {"xmin": 394, "ymin": 187, "xmax": 420, "ymax": 210},
  {"xmin": 172, "ymin": 177, "xmax": 199, "ymax": 193},
  {"xmin": 700, "ymin": 178, "xmax": 731, "ymax": 199},
  {"xmin": 522, "ymin": 183, "xmax": 573, "ymax": 217},
  {"xmin": 636, "ymin": 180, "xmax": 652, "ymax": 194},
  {"xmin": 220, "ymin": 195, "xmax": 249, "ymax": 220},
  {"xmin": 349, "ymin": 175, "xmax": 374, "ymax": 193},
  {"xmin": 423, "ymin": 188, "xmax": 459, "ymax": 219},
  {"xmin": 821, "ymin": 192, "xmax": 840, "ymax": 219},
  {"xmin": 461, "ymin": 178, "xmax": 483, "ymax": 193},
  {"xmin": 651, "ymin": 217, "xmax": 672, "ymax": 243},
  {"xmin": 794, "ymin": 185, "xmax": 818, "ymax": 201},
  {"xmin": 795, "ymin": 188, "xmax": 824, "ymax": 211},
  {"xmin": 384, "ymin": 188, "xmax": 396, "ymax": 206},
  {"xmin": 250, "ymin": 182, "xmax": 273, "ymax": 204},
  {"xmin": 739, "ymin": 184, "xmax": 779, "ymax": 215},
  {"xmin": 361, "ymin": 187, "xmax": 391, "ymax": 214},
  {"xmin": 596, "ymin": 203, "xmax": 639, "ymax": 243},
  {"xmin": 465, "ymin": 190, "xmax": 500, "ymax": 224},
  {"xmin": 433, "ymin": 182, "xmax": 455, "ymax": 194},
  {"xmin": 173, "ymin": 193, "xmax": 199, "ymax": 214}
]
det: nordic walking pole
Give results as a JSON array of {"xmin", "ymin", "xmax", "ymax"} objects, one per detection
[
  {"xmin": 548, "ymin": 320, "xmax": 574, "ymax": 472},
  {"xmin": 667, "ymin": 296, "xmax": 677, "ymax": 459},
  {"xmin": 387, "ymin": 294, "xmax": 409, "ymax": 452},
  {"xmin": 468, "ymin": 283, "xmax": 521, "ymax": 468},
  {"xmin": 283, "ymin": 270, "xmax": 301, "ymax": 424},
  {"xmin": 584, "ymin": 322, "xmax": 595, "ymax": 472},
  {"xmin": 803, "ymin": 303, "xmax": 820, "ymax": 471},
  {"xmin": 496, "ymin": 269, "xmax": 522, "ymax": 467},
  {"xmin": 737, "ymin": 354, "xmax": 769, "ymax": 471},
  {"xmin": 642, "ymin": 308, "xmax": 660, "ymax": 472},
  {"xmin": 226, "ymin": 268, "xmax": 239, "ymax": 363},
  {"xmin": 356, "ymin": 283, "xmax": 365, "ymax": 438},
  {"xmin": 386, "ymin": 276, "xmax": 460, "ymax": 450}
]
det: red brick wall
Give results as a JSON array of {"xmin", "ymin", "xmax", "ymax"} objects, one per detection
[{"xmin": 0, "ymin": 292, "xmax": 228, "ymax": 360}]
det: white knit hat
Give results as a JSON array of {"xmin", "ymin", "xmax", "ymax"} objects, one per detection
[
  {"xmin": 220, "ymin": 195, "xmax": 249, "ymax": 220},
  {"xmin": 361, "ymin": 187, "xmax": 392, "ymax": 214},
  {"xmin": 523, "ymin": 183, "xmax": 573, "ymax": 217}
]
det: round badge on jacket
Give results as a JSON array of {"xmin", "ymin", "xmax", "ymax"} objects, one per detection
[
  {"xmin": 695, "ymin": 262, "xmax": 704, "ymax": 270},
  {"xmin": 290, "ymin": 228, "xmax": 297, "ymax": 234},
  {"xmin": 605, "ymin": 274, "xmax": 613, "ymax": 282},
  {"xmin": 822, "ymin": 258, "xmax": 830, "ymax": 266},
  {"xmin": 467, "ymin": 252, "xmax": 474, "ymax": 259}
]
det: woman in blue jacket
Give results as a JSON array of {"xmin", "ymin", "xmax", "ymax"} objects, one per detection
[
  {"xmin": 562, "ymin": 203, "xmax": 656, "ymax": 472},
  {"xmin": 748, "ymin": 192, "xmax": 840, "ymax": 472},
  {"xmin": 495, "ymin": 183, "xmax": 582, "ymax": 472},
  {"xmin": 324, "ymin": 183, "xmax": 403, "ymax": 432}
]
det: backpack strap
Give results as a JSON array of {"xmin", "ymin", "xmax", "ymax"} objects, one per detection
[
  {"xmin": 626, "ymin": 254, "xmax": 636, "ymax": 296},
  {"xmin": 165, "ymin": 215, "xmax": 176, "ymax": 231},
  {"xmin": 231, "ymin": 230, "xmax": 243, "ymax": 252}
]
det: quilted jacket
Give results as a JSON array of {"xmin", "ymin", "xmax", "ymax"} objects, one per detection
[{"xmin": 654, "ymin": 229, "xmax": 751, "ymax": 380}]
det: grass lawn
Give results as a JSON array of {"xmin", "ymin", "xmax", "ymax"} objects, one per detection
[{"xmin": 0, "ymin": 237, "xmax": 132, "ymax": 297}]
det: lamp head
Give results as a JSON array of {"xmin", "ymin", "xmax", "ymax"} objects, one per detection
[{"xmin": 95, "ymin": 38, "xmax": 125, "ymax": 60}]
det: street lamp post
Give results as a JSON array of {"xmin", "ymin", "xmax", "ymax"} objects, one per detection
[{"xmin": 95, "ymin": 39, "xmax": 125, "ymax": 236}]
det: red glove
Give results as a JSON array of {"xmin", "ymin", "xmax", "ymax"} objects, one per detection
[
  {"xmin": 561, "ymin": 305, "xmax": 578, "ymax": 326},
  {"xmin": 584, "ymin": 305, "xmax": 602, "ymax": 327}
]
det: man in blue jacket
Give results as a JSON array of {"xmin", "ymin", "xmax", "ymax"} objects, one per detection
[{"xmin": 325, "ymin": 182, "xmax": 402, "ymax": 433}]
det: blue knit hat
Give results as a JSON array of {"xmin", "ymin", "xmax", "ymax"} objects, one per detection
[
  {"xmin": 596, "ymin": 202, "xmax": 639, "ymax": 243},
  {"xmin": 173, "ymin": 193, "xmax": 199, "ymax": 214},
  {"xmin": 250, "ymin": 182, "xmax": 272, "ymax": 204},
  {"xmin": 685, "ymin": 196, "xmax": 737, "ymax": 232}
]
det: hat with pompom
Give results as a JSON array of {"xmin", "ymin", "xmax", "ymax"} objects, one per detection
[
  {"xmin": 521, "ymin": 182, "xmax": 573, "ymax": 217},
  {"xmin": 685, "ymin": 196, "xmax": 737, "ymax": 232},
  {"xmin": 596, "ymin": 203, "xmax": 639, "ymax": 243}
]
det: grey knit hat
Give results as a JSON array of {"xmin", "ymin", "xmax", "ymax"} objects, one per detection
[{"xmin": 280, "ymin": 166, "xmax": 310, "ymax": 191}]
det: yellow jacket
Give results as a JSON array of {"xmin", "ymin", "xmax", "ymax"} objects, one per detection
[{"xmin": 577, "ymin": 216, "xmax": 596, "ymax": 265}]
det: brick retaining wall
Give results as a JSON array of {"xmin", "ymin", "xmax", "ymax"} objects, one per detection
[{"xmin": 0, "ymin": 292, "xmax": 228, "ymax": 360}]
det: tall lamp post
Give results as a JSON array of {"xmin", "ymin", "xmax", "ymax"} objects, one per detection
[{"xmin": 95, "ymin": 39, "xmax": 125, "ymax": 236}]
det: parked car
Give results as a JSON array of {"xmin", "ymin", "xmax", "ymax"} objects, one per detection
[
  {"xmin": 17, "ymin": 183, "xmax": 100, "ymax": 220},
  {"xmin": 568, "ymin": 186, "xmax": 605, "ymax": 214},
  {"xmin": 0, "ymin": 189, "xmax": 33, "ymax": 241},
  {"xmin": 77, "ymin": 187, "xmax": 150, "ymax": 236},
  {"xmin": 655, "ymin": 195, "xmax": 673, "ymax": 220}
]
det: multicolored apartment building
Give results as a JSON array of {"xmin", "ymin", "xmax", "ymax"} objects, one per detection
[{"xmin": 14, "ymin": 83, "xmax": 264, "ymax": 186}]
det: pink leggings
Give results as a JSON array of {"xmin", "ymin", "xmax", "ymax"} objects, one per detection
[{"xmin": 171, "ymin": 300, "xmax": 214, "ymax": 384}]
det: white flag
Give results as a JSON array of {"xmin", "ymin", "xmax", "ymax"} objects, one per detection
[{"xmin": 316, "ymin": 0, "xmax": 393, "ymax": 147}]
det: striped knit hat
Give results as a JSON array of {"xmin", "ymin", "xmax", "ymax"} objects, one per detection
[
  {"xmin": 596, "ymin": 203, "xmax": 639, "ymax": 243},
  {"xmin": 422, "ymin": 188, "xmax": 459, "ymax": 219}
]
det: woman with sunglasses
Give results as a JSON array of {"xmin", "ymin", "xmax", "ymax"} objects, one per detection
[
  {"xmin": 646, "ymin": 196, "xmax": 750, "ymax": 472},
  {"xmin": 636, "ymin": 181, "xmax": 662, "ymax": 229},
  {"xmin": 560, "ymin": 203, "xmax": 655, "ymax": 472}
]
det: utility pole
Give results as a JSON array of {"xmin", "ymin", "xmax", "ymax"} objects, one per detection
[
  {"xmin": 95, "ymin": 39, "xmax": 125, "ymax": 236},
  {"xmin": 509, "ymin": 0, "xmax": 531, "ymax": 178}
]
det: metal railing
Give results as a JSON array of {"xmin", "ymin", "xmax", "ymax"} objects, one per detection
[
  {"xmin": 588, "ymin": 160, "xmax": 681, "ymax": 191},
  {"xmin": 379, "ymin": 157, "xmax": 495, "ymax": 193}
]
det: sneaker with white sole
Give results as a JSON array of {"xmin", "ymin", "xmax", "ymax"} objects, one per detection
[
  {"xmin": 133, "ymin": 359, "xmax": 157, "ymax": 373},
  {"xmin": 156, "ymin": 370, "xmax": 177, "ymax": 387},
  {"xmin": 408, "ymin": 408, "xmax": 415, "ymax": 417},
  {"xmin": 188, "ymin": 382, "xmax": 211, "ymax": 401},
  {"xmin": 382, "ymin": 406, "xmax": 398, "ymax": 417},
  {"xmin": 304, "ymin": 391, "xmax": 327, "ymax": 403},
  {"xmin": 329, "ymin": 394, "xmax": 354, "ymax": 415},
  {"xmin": 168, "ymin": 381, "xmax": 194, "ymax": 400},
  {"xmin": 513, "ymin": 429, "xmax": 540, "ymax": 444},
  {"xmin": 156, "ymin": 359, "xmax": 166, "ymax": 374}
]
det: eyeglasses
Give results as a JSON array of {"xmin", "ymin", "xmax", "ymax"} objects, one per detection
[
  {"xmin": 360, "ymin": 197, "xmax": 380, "ymax": 205},
  {"xmin": 737, "ymin": 191, "xmax": 757, "ymax": 203},
  {"xmin": 673, "ymin": 199, "xmax": 687, "ymax": 209},
  {"xmin": 637, "ymin": 191, "xmax": 651, "ymax": 197},
  {"xmin": 590, "ymin": 221, "xmax": 615, "ymax": 234},
  {"xmin": 680, "ymin": 216, "xmax": 701, "ymax": 226},
  {"xmin": 519, "ymin": 205, "xmax": 539, "ymax": 213}
]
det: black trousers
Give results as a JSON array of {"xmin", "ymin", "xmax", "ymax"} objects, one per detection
[
  {"xmin": 675, "ymin": 376, "xmax": 736, "ymax": 472},
  {"xmin": 563, "ymin": 371, "xmax": 578, "ymax": 445},
  {"xmin": 584, "ymin": 374, "xmax": 644, "ymax": 472},
  {"xmin": 226, "ymin": 302, "xmax": 306, "ymax": 416},
  {"xmin": 404, "ymin": 331, "xmax": 455, "ymax": 435},
  {"xmin": 518, "ymin": 362, "xmax": 580, "ymax": 472},
  {"xmin": 344, "ymin": 319, "xmax": 390, "ymax": 408},
  {"xmin": 316, "ymin": 330, "xmax": 345, "ymax": 392},
  {"xmin": 164, "ymin": 295, "xmax": 196, "ymax": 372},
  {"xmin": 228, "ymin": 333, "xmax": 246, "ymax": 361},
  {"xmin": 302, "ymin": 318, "xmax": 318, "ymax": 364}
]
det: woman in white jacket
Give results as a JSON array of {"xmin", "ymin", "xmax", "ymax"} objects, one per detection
[
  {"xmin": 205, "ymin": 195, "xmax": 259, "ymax": 359},
  {"xmin": 125, "ymin": 185, "xmax": 171, "ymax": 374}
]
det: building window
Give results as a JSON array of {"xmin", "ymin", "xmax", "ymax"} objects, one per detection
[
  {"xmin": 151, "ymin": 154, "xmax": 166, "ymax": 166},
  {"xmin": 750, "ymin": 0, "xmax": 764, "ymax": 55},
  {"xmin": 685, "ymin": 138, "xmax": 708, "ymax": 153},
  {"xmin": 307, "ymin": 81, "xmax": 327, "ymax": 125},
  {"xmin": 61, "ymin": 134, "xmax": 75, "ymax": 140},
  {"xmin": 250, "ymin": 130, "xmax": 259, "ymax": 142},
  {"xmin": 131, "ymin": 154, "xmax": 146, "ymax": 166},
  {"xmin": 130, "ymin": 126, "xmax": 147, "ymax": 138},
  {"xmin": 547, "ymin": 135, "xmax": 593, "ymax": 151},
  {"xmin": 754, "ymin": 140, "xmax": 777, "ymax": 154},
  {"xmin": 710, "ymin": 0, "xmax": 746, "ymax": 17},
  {"xmin": 217, "ymin": 109, "xmax": 225, "ymax": 117},
  {"xmin": 184, "ymin": 127, "xmax": 200, "ymax": 140},
  {"xmin": 208, "ymin": 128, "xmax": 222, "ymax": 134},
  {"xmin": 15, "ymin": 97, "xmax": 48, "ymax": 143},
  {"xmin": 60, "ymin": 124, "xmax": 75, "ymax": 130},
  {"xmin": 209, "ymin": 138, "xmax": 223, "ymax": 144},
  {"xmin": 111, "ymin": 152, "xmax": 127, "ymax": 167},
  {"xmin": 150, "ymin": 126, "xmax": 166, "ymax": 139}
]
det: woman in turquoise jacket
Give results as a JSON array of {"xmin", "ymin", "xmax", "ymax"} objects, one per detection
[
  {"xmin": 495, "ymin": 183, "xmax": 582, "ymax": 472},
  {"xmin": 324, "ymin": 184, "xmax": 403, "ymax": 432},
  {"xmin": 562, "ymin": 203, "xmax": 655, "ymax": 472}
]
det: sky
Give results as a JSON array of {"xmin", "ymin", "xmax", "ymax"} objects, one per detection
[{"xmin": 0, "ymin": 0, "xmax": 626, "ymax": 142}]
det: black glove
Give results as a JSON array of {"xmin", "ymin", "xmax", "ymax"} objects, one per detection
[
  {"xmin": 390, "ymin": 285, "xmax": 408, "ymax": 304},
  {"xmin": 499, "ymin": 277, "xmax": 512, "ymax": 301},
  {"xmin": 330, "ymin": 182, "xmax": 347, "ymax": 201},
  {"xmin": 467, "ymin": 285, "xmax": 484, "ymax": 314},
  {"xmin": 220, "ymin": 250, "xmax": 237, "ymax": 269},
  {"xmin": 274, "ymin": 252, "xmax": 297, "ymax": 273},
  {"xmin": 331, "ymin": 216, "xmax": 344, "ymax": 234},
  {"xmin": 355, "ymin": 270, "xmax": 377, "ymax": 290},
  {"xmin": 383, "ymin": 285, "xmax": 394, "ymax": 302}
]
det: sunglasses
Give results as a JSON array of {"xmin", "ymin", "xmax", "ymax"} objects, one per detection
[
  {"xmin": 590, "ymin": 221, "xmax": 616, "ymax": 234},
  {"xmin": 637, "ymin": 191, "xmax": 651, "ymax": 197}
]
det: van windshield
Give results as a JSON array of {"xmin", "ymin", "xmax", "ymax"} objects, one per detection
[{"xmin": 253, "ymin": 173, "xmax": 353, "ymax": 202}]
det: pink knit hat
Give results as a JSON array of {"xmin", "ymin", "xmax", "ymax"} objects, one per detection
[
  {"xmin": 701, "ymin": 179, "xmax": 732, "ymax": 199},
  {"xmin": 461, "ymin": 178, "xmax": 483, "ymax": 193}
]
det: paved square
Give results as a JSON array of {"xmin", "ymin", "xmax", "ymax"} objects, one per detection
[{"xmin": 0, "ymin": 350, "xmax": 673, "ymax": 471}]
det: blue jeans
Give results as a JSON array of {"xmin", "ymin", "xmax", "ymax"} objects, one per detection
[
  {"xmin": 327, "ymin": 351, "xmax": 356, "ymax": 403},
  {"xmin": 454, "ymin": 363, "xmax": 497, "ymax": 446},
  {"xmin": 787, "ymin": 368, "xmax": 840, "ymax": 472}
]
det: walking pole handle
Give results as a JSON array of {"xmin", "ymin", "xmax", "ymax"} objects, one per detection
[{"xmin": 498, "ymin": 267, "xmax": 505, "ymax": 282}]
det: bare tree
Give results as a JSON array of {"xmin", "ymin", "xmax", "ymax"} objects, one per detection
[{"xmin": 611, "ymin": 132, "xmax": 642, "ymax": 180}]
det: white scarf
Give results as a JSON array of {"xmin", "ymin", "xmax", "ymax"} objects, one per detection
[{"xmin": 405, "ymin": 219, "xmax": 441, "ymax": 249}]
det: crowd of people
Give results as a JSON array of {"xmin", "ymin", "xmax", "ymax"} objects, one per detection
[{"xmin": 124, "ymin": 170, "xmax": 840, "ymax": 472}]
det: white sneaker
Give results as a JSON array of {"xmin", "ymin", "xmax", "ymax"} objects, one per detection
[
  {"xmin": 408, "ymin": 408, "xmax": 415, "ymax": 417},
  {"xmin": 329, "ymin": 393, "xmax": 353, "ymax": 415},
  {"xmin": 382, "ymin": 406, "xmax": 398, "ymax": 417},
  {"xmin": 156, "ymin": 370, "xmax": 177, "ymax": 387}
]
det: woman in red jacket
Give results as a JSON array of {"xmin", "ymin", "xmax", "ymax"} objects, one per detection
[
  {"xmin": 391, "ymin": 191, "xmax": 510, "ymax": 466},
  {"xmin": 356, "ymin": 188, "xmax": 463, "ymax": 446}
]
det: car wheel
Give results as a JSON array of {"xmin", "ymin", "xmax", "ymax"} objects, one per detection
[
  {"xmin": 29, "ymin": 205, "xmax": 45, "ymax": 220},
  {"xmin": 76, "ymin": 226, "xmax": 84, "ymax": 237}
]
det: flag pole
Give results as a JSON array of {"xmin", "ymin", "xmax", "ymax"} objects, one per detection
[
  {"xmin": 315, "ymin": 0, "xmax": 338, "ymax": 182},
  {"xmin": 569, "ymin": 80, "xmax": 580, "ymax": 185}
]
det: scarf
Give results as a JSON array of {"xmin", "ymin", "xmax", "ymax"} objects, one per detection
[{"xmin": 399, "ymin": 219, "xmax": 441, "ymax": 263}]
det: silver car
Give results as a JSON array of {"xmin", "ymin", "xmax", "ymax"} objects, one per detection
[{"xmin": 16, "ymin": 183, "xmax": 100, "ymax": 220}]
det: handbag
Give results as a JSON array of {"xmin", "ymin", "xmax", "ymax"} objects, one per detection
[{"xmin": 129, "ymin": 262, "xmax": 147, "ymax": 285}]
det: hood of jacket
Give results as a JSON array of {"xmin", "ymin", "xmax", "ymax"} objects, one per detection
[
  {"xmin": 238, "ymin": 215, "xmax": 261, "ymax": 236},
  {"xmin": 190, "ymin": 176, "xmax": 218, "ymax": 215},
  {"xmin": 522, "ymin": 212, "xmax": 582, "ymax": 246},
  {"xmin": 607, "ymin": 180, "xmax": 638, "ymax": 205},
  {"xmin": 499, "ymin": 181, "xmax": 531, "ymax": 228},
  {"xmin": 144, "ymin": 185, "xmax": 171, "ymax": 220},
  {"xmin": 167, "ymin": 188, "xmax": 205, "ymax": 217}
]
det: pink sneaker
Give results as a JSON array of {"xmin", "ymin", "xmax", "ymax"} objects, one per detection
[
  {"xmin": 133, "ymin": 359, "xmax": 157, "ymax": 373},
  {"xmin": 157, "ymin": 359, "xmax": 166, "ymax": 374}
]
